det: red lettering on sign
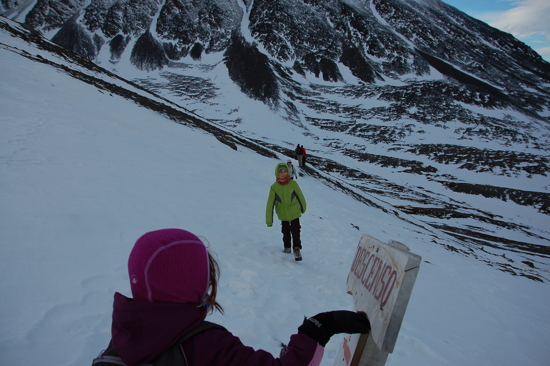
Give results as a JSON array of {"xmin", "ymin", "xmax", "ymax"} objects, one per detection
[
  {"xmin": 361, "ymin": 253, "xmax": 375, "ymax": 287},
  {"xmin": 374, "ymin": 265, "xmax": 392, "ymax": 301},
  {"xmin": 359, "ymin": 249, "xmax": 369, "ymax": 279},
  {"xmin": 350, "ymin": 244, "xmax": 403, "ymax": 309},
  {"xmin": 366, "ymin": 257, "xmax": 382, "ymax": 291},
  {"xmin": 350, "ymin": 246, "xmax": 363, "ymax": 274},
  {"xmin": 371, "ymin": 261, "xmax": 386, "ymax": 294},
  {"xmin": 381, "ymin": 270, "xmax": 397, "ymax": 307},
  {"xmin": 352, "ymin": 247, "xmax": 362, "ymax": 278},
  {"xmin": 359, "ymin": 251, "xmax": 372, "ymax": 285}
]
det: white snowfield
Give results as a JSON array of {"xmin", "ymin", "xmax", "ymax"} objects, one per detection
[{"xmin": 1, "ymin": 21, "xmax": 550, "ymax": 366}]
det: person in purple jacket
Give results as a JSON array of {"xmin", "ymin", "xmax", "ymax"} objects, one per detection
[{"xmin": 94, "ymin": 228, "xmax": 370, "ymax": 366}]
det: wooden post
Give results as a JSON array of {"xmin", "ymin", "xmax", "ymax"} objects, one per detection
[{"xmin": 334, "ymin": 235, "xmax": 421, "ymax": 366}]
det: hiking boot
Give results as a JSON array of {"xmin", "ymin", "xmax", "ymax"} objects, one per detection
[
  {"xmin": 282, "ymin": 247, "xmax": 291, "ymax": 254},
  {"xmin": 293, "ymin": 248, "xmax": 302, "ymax": 261}
]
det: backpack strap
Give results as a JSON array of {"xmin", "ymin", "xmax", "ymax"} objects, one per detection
[
  {"xmin": 175, "ymin": 321, "xmax": 226, "ymax": 343},
  {"xmin": 92, "ymin": 321, "xmax": 226, "ymax": 366}
]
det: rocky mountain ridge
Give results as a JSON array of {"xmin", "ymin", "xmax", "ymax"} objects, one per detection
[{"xmin": 3, "ymin": 1, "xmax": 549, "ymax": 109}]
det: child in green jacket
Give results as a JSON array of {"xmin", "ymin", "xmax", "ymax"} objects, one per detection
[{"xmin": 266, "ymin": 162, "xmax": 307, "ymax": 261}]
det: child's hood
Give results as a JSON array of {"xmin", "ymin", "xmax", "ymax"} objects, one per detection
[
  {"xmin": 274, "ymin": 162, "xmax": 289, "ymax": 176},
  {"xmin": 111, "ymin": 292, "xmax": 207, "ymax": 366}
]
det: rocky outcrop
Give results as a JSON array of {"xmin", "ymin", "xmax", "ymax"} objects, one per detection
[
  {"xmin": 224, "ymin": 31, "xmax": 279, "ymax": 106},
  {"xmin": 130, "ymin": 30, "xmax": 168, "ymax": 71},
  {"xmin": 156, "ymin": 0, "xmax": 242, "ymax": 54},
  {"xmin": 50, "ymin": 13, "xmax": 99, "ymax": 60}
]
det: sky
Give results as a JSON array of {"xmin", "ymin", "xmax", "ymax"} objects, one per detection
[
  {"xmin": 442, "ymin": 0, "xmax": 550, "ymax": 62},
  {"xmin": 1, "ymin": 18, "xmax": 550, "ymax": 366}
]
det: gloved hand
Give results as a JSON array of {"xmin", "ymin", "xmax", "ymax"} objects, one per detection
[{"xmin": 298, "ymin": 311, "xmax": 371, "ymax": 346}]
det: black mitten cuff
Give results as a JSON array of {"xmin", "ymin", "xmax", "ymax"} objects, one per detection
[{"xmin": 297, "ymin": 316, "xmax": 331, "ymax": 347}]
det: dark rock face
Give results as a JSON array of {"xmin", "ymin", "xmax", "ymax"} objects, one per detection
[
  {"xmin": 443, "ymin": 182, "xmax": 550, "ymax": 214},
  {"xmin": 249, "ymin": 0, "xmax": 338, "ymax": 62},
  {"xmin": 25, "ymin": 0, "xmax": 88, "ymax": 31},
  {"xmin": 301, "ymin": 53, "xmax": 343, "ymax": 82},
  {"xmin": 101, "ymin": 0, "xmax": 159, "ymax": 38},
  {"xmin": 404, "ymin": 145, "xmax": 550, "ymax": 177},
  {"xmin": 156, "ymin": 0, "xmax": 242, "ymax": 53},
  {"xmin": 340, "ymin": 44, "xmax": 379, "ymax": 83},
  {"xmin": 109, "ymin": 34, "xmax": 130, "ymax": 61},
  {"xmin": 224, "ymin": 31, "xmax": 279, "ymax": 106},
  {"xmin": 1, "ymin": 0, "xmax": 14, "ymax": 10},
  {"xmin": 51, "ymin": 13, "xmax": 97, "ymax": 60},
  {"xmin": 130, "ymin": 30, "xmax": 168, "ymax": 71},
  {"xmin": 189, "ymin": 42, "xmax": 204, "ymax": 60}
]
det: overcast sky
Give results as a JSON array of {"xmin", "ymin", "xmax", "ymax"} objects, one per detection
[{"xmin": 442, "ymin": 0, "xmax": 550, "ymax": 62}]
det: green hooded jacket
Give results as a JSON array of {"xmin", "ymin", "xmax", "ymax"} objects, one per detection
[{"xmin": 265, "ymin": 163, "xmax": 307, "ymax": 226}]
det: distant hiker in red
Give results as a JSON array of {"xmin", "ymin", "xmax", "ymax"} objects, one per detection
[
  {"xmin": 92, "ymin": 228, "xmax": 371, "ymax": 366},
  {"xmin": 295, "ymin": 144, "xmax": 303, "ymax": 167},
  {"xmin": 301, "ymin": 145, "xmax": 307, "ymax": 167},
  {"xmin": 287, "ymin": 159, "xmax": 298, "ymax": 180},
  {"xmin": 266, "ymin": 163, "xmax": 306, "ymax": 261}
]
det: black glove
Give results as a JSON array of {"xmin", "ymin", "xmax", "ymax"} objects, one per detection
[{"xmin": 298, "ymin": 311, "xmax": 371, "ymax": 346}]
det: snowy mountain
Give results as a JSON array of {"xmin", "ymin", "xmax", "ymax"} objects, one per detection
[
  {"xmin": 2, "ymin": 0, "xmax": 549, "ymax": 278},
  {"xmin": 4, "ymin": 0, "xmax": 550, "ymax": 111},
  {"xmin": 1, "ymin": 12, "xmax": 550, "ymax": 366}
]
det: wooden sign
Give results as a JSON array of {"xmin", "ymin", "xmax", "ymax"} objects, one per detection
[{"xmin": 334, "ymin": 235, "xmax": 421, "ymax": 366}]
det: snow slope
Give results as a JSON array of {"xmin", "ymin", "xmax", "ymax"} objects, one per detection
[{"xmin": 1, "ymin": 20, "xmax": 550, "ymax": 366}]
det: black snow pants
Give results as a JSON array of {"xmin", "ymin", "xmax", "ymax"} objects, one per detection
[{"xmin": 281, "ymin": 218, "xmax": 301, "ymax": 249}]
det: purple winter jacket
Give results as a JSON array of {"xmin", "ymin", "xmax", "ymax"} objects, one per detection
[{"xmin": 110, "ymin": 292, "xmax": 324, "ymax": 366}]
